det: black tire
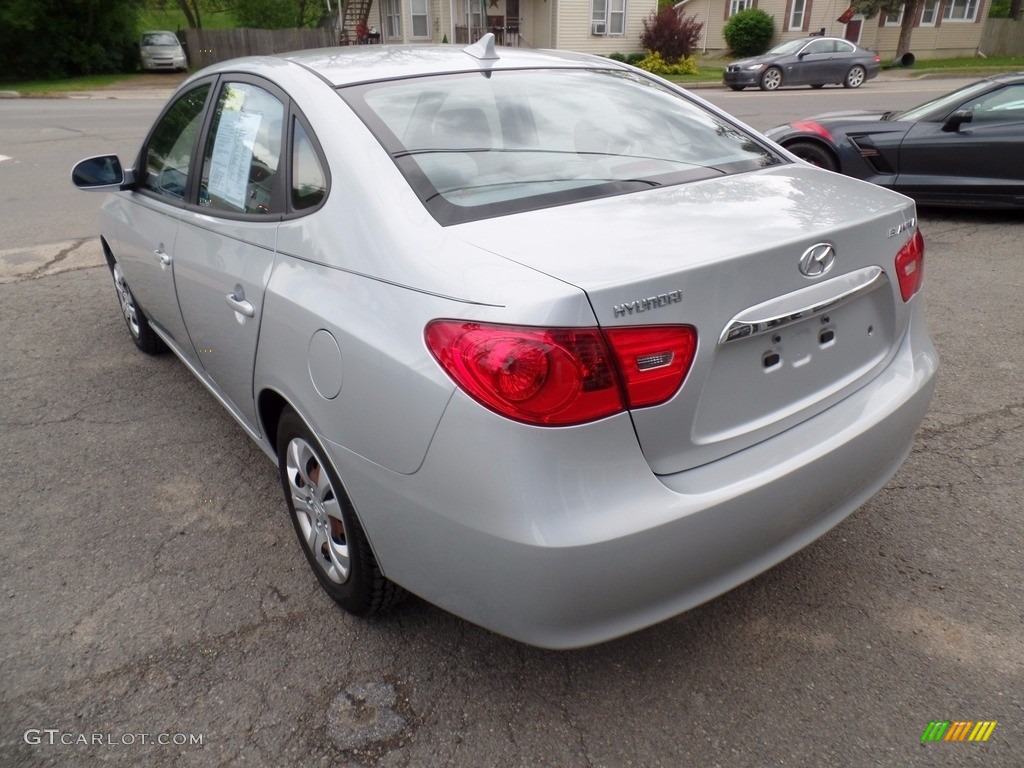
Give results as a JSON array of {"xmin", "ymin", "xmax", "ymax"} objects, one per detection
[
  {"xmin": 844, "ymin": 65, "xmax": 866, "ymax": 89},
  {"xmin": 728, "ymin": 84, "xmax": 746, "ymax": 91},
  {"xmin": 110, "ymin": 261, "xmax": 166, "ymax": 355},
  {"xmin": 810, "ymin": 83, "xmax": 825, "ymax": 89},
  {"xmin": 786, "ymin": 140, "xmax": 840, "ymax": 172},
  {"xmin": 277, "ymin": 407, "xmax": 405, "ymax": 616},
  {"xmin": 759, "ymin": 67, "xmax": 783, "ymax": 91}
]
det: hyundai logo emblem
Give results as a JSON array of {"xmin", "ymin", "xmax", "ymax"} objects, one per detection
[{"xmin": 799, "ymin": 243, "xmax": 836, "ymax": 278}]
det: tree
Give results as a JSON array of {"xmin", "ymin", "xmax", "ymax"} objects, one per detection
[
  {"xmin": 0, "ymin": 0, "xmax": 144, "ymax": 79},
  {"xmin": 234, "ymin": 0, "xmax": 321, "ymax": 28},
  {"xmin": 176, "ymin": 0, "xmax": 202, "ymax": 28},
  {"xmin": 850, "ymin": 0, "xmax": 921, "ymax": 62}
]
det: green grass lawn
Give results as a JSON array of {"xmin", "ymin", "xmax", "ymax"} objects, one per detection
[
  {"xmin": 139, "ymin": 7, "xmax": 237, "ymax": 32},
  {"xmin": 0, "ymin": 74, "xmax": 140, "ymax": 94}
]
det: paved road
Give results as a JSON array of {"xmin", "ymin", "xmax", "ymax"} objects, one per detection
[{"xmin": 0, "ymin": 89, "xmax": 1021, "ymax": 767}]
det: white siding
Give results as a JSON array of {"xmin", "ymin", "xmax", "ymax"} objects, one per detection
[{"xmin": 556, "ymin": 0, "xmax": 653, "ymax": 54}]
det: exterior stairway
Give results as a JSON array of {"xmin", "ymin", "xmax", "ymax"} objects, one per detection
[{"xmin": 341, "ymin": 0, "xmax": 375, "ymax": 44}]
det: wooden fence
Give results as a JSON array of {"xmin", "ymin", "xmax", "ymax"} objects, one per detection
[
  {"xmin": 182, "ymin": 28, "xmax": 339, "ymax": 70},
  {"xmin": 980, "ymin": 18, "xmax": 1024, "ymax": 57}
]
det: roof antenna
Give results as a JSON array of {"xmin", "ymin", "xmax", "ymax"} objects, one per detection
[{"xmin": 464, "ymin": 32, "xmax": 499, "ymax": 61}]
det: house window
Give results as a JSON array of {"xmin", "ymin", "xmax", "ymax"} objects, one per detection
[
  {"xmin": 410, "ymin": 0, "xmax": 430, "ymax": 37},
  {"xmin": 729, "ymin": 0, "xmax": 753, "ymax": 15},
  {"xmin": 788, "ymin": 0, "xmax": 807, "ymax": 30},
  {"xmin": 920, "ymin": 0, "xmax": 939, "ymax": 25},
  {"xmin": 591, "ymin": 0, "xmax": 626, "ymax": 35},
  {"xmin": 384, "ymin": 0, "xmax": 402, "ymax": 38},
  {"xmin": 942, "ymin": 0, "xmax": 979, "ymax": 20},
  {"xmin": 883, "ymin": 7, "xmax": 903, "ymax": 25}
]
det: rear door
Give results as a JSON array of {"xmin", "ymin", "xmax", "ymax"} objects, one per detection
[{"xmin": 173, "ymin": 78, "xmax": 286, "ymax": 430}]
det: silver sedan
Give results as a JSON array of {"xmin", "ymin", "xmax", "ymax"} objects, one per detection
[{"xmin": 72, "ymin": 36, "xmax": 937, "ymax": 648}]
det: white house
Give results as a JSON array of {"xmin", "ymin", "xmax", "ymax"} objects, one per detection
[
  {"xmin": 353, "ymin": 0, "xmax": 655, "ymax": 53},
  {"xmin": 677, "ymin": 0, "xmax": 991, "ymax": 59}
]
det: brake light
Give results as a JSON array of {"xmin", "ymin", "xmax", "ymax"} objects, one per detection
[
  {"xmin": 425, "ymin": 321, "xmax": 697, "ymax": 426},
  {"xmin": 894, "ymin": 229, "xmax": 925, "ymax": 302}
]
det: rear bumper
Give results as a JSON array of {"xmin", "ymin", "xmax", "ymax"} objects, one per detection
[{"xmin": 331, "ymin": 304, "xmax": 937, "ymax": 649}]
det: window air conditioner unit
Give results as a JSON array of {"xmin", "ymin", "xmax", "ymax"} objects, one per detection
[{"xmin": 591, "ymin": 21, "xmax": 606, "ymax": 34}]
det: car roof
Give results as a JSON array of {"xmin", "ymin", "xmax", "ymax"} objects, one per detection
[
  {"xmin": 988, "ymin": 71, "xmax": 1024, "ymax": 84},
  {"xmin": 194, "ymin": 42, "xmax": 628, "ymax": 88}
]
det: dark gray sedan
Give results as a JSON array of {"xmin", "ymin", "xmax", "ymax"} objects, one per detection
[
  {"xmin": 765, "ymin": 72, "xmax": 1024, "ymax": 208},
  {"xmin": 724, "ymin": 37, "xmax": 881, "ymax": 91}
]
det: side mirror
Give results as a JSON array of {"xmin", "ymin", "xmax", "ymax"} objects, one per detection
[
  {"xmin": 942, "ymin": 109, "xmax": 973, "ymax": 133},
  {"xmin": 70, "ymin": 155, "xmax": 134, "ymax": 190}
]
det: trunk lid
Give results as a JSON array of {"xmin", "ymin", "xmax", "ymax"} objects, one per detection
[{"xmin": 453, "ymin": 165, "xmax": 921, "ymax": 473}]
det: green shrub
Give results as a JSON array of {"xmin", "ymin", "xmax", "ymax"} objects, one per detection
[
  {"xmin": 635, "ymin": 51, "xmax": 699, "ymax": 76},
  {"xmin": 723, "ymin": 8, "xmax": 774, "ymax": 58}
]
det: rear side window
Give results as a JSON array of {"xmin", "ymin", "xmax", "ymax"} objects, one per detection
[
  {"xmin": 199, "ymin": 81, "xmax": 286, "ymax": 215},
  {"xmin": 143, "ymin": 84, "xmax": 211, "ymax": 201},
  {"xmin": 292, "ymin": 120, "xmax": 327, "ymax": 210},
  {"xmin": 343, "ymin": 69, "xmax": 782, "ymax": 225}
]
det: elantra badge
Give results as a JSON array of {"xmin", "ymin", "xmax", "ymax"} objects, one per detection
[{"xmin": 798, "ymin": 243, "xmax": 836, "ymax": 278}]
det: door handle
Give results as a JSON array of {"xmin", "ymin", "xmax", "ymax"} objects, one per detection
[
  {"xmin": 225, "ymin": 292, "xmax": 255, "ymax": 318},
  {"xmin": 153, "ymin": 248, "xmax": 171, "ymax": 266}
]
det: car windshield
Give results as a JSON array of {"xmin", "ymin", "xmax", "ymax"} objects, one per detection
[
  {"xmin": 767, "ymin": 40, "xmax": 808, "ymax": 56},
  {"xmin": 142, "ymin": 32, "xmax": 179, "ymax": 46},
  {"xmin": 892, "ymin": 79, "xmax": 998, "ymax": 122},
  {"xmin": 342, "ymin": 68, "xmax": 782, "ymax": 225}
]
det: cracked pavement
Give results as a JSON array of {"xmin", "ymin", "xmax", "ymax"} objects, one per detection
[{"xmin": 1, "ymin": 97, "xmax": 1022, "ymax": 767}]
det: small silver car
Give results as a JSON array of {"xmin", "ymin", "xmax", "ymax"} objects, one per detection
[
  {"xmin": 72, "ymin": 36, "xmax": 937, "ymax": 648},
  {"xmin": 139, "ymin": 30, "xmax": 187, "ymax": 72}
]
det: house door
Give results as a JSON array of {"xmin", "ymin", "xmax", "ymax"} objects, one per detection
[
  {"xmin": 523, "ymin": 0, "xmax": 551, "ymax": 48},
  {"xmin": 844, "ymin": 18, "xmax": 862, "ymax": 44},
  {"xmin": 506, "ymin": 0, "xmax": 520, "ymax": 45}
]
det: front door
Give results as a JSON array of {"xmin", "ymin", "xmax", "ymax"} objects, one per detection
[
  {"xmin": 119, "ymin": 82, "xmax": 213, "ymax": 358},
  {"xmin": 844, "ymin": 18, "xmax": 863, "ymax": 44}
]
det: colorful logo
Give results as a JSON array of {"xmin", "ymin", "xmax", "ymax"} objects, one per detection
[{"xmin": 921, "ymin": 721, "xmax": 997, "ymax": 742}]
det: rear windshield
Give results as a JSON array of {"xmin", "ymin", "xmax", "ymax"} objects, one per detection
[{"xmin": 341, "ymin": 69, "xmax": 782, "ymax": 225}]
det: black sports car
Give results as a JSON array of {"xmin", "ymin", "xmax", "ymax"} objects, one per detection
[{"xmin": 764, "ymin": 72, "xmax": 1024, "ymax": 209}]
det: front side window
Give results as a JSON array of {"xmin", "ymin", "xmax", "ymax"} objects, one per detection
[
  {"xmin": 965, "ymin": 84, "xmax": 1024, "ymax": 122},
  {"xmin": 143, "ymin": 84, "xmax": 211, "ymax": 201},
  {"xmin": 410, "ymin": 0, "xmax": 430, "ymax": 38},
  {"xmin": 344, "ymin": 69, "xmax": 782, "ymax": 225},
  {"xmin": 199, "ymin": 82, "xmax": 285, "ymax": 215},
  {"xmin": 803, "ymin": 39, "xmax": 833, "ymax": 54},
  {"xmin": 943, "ymin": 0, "xmax": 979, "ymax": 20},
  {"xmin": 591, "ymin": 0, "xmax": 626, "ymax": 34}
]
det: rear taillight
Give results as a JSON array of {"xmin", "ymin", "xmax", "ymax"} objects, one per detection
[
  {"xmin": 894, "ymin": 229, "xmax": 925, "ymax": 302},
  {"xmin": 425, "ymin": 321, "xmax": 697, "ymax": 426}
]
